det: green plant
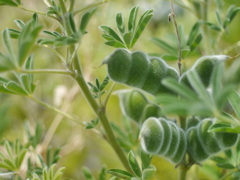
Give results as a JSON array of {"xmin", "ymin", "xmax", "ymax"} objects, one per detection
[{"xmin": 0, "ymin": 0, "xmax": 240, "ymax": 180}]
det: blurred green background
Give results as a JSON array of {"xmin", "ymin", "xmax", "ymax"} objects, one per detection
[{"xmin": 0, "ymin": 0, "xmax": 240, "ymax": 179}]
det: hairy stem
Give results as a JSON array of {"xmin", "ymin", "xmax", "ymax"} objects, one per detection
[
  {"xmin": 169, "ymin": 0, "xmax": 182, "ymax": 76},
  {"xmin": 58, "ymin": 0, "xmax": 132, "ymax": 172}
]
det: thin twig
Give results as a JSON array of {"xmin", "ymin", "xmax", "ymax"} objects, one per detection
[
  {"xmin": 169, "ymin": 0, "xmax": 182, "ymax": 76},
  {"xmin": 19, "ymin": 6, "xmax": 59, "ymax": 21},
  {"xmin": 73, "ymin": 0, "xmax": 110, "ymax": 15},
  {"xmin": 19, "ymin": 69, "xmax": 74, "ymax": 76},
  {"xmin": 29, "ymin": 95, "xmax": 84, "ymax": 126}
]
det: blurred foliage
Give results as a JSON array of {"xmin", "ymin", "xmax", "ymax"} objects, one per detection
[{"xmin": 0, "ymin": 0, "xmax": 240, "ymax": 180}]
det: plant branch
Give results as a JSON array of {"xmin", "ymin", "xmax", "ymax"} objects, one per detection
[
  {"xmin": 69, "ymin": 0, "xmax": 75, "ymax": 12},
  {"xmin": 18, "ymin": 6, "xmax": 59, "ymax": 21},
  {"xmin": 41, "ymin": 45, "xmax": 66, "ymax": 64},
  {"xmin": 73, "ymin": 0, "xmax": 110, "ymax": 15},
  {"xmin": 58, "ymin": 0, "xmax": 132, "ymax": 172},
  {"xmin": 169, "ymin": 0, "xmax": 182, "ymax": 76},
  {"xmin": 102, "ymin": 82, "xmax": 115, "ymax": 107},
  {"xmin": 19, "ymin": 69, "xmax": 74, "ymax": 76},
  {"xmin": 29, "ymin": 95, "xmax": 84, "ymax": 126}
]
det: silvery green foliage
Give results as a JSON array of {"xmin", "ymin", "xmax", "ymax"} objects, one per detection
[{"xmin": 140, "ymin": 117, "xmax": 186, "ymax": 164}]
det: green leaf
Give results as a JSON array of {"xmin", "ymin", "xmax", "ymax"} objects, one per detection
[
  {"xmin": 4, "ymin": 81, "xmax": 28, "ymax": 95},
  {"xmin": 0, "ymin": 162, "xmax": 13, "ymax": 170},
  {"xmin": 140, "ymin": 150, "xmax": 152, "ymax": 170},
  {"xmin": 8, "ymin": 29, "xmax": 20, "ymax": 39},
  {"xmin": 187, "ymin": 22, "xmax": 201, "ymax": 46},
  {"xmin": 128, "ymin": 151, "xmax": 142, "ymax": 178},
  {"xmin": 43, "ymin": 30, "xmax": 61, "ymax": 38},
  {"xmin": 203, "ymin": 21, "xmax": 221, "ymax": 31},
  {"xmin": 123, "ymin": 32, "xmax": 132, "ymax": 49},
  {"xmin": 211, "ymin": 156, "xmax": 226, "ymax": 163},
  {"xmin": 217, "ymin": 162, "xmax": 235, "ymax": 169},
  {"xmin": 3, "ymin": 159, "xmax": 16, "ymax": 170},
  {"xmin": 99, "ymin": 25, "xmax": 123, "ymax": 43},
  {"xmin": 162, "ymin": 78, "xmax": 197, "ymax": 101},
  {"xmin": 189, "ymin": 34, "xmax": 202, "ymax": 51},
  {"xmin": 99, "ymin": 167, "xmax": 106, "ymax": 180},
  {"xmin": 18, "ymin": 16, "xmax": 42, "ymax": 66},
  {"xmin": 181, "ymin": 46, "xmax": 190, "ymax": 58},
  {"xmin": 105, "ymin": 40, "xmax": 126, "ymax": 48},
  {"xmin": 0, "ymin": 0, "xmax": 19, "ymax": 6},
  {"xmin": 2, "ymin": 29, "xmax": 16, "ymax": 62},
  {"xmin": 116, "ymin": 13, "xmax": 125, "ymax": 34},
  {"xmin": 68, "ymin": 13, "xmax": 76, "ymax": 33},
  {"xmin": 17, "ymin": 149, "xmax": 27, "ymax": 168},
  {"xmin": 224, "ymin": 6, "xmax": 240, "ymax": 28},
  {"xmin": 107, "ymin": 169, "xmax": 134, "ymax": 179},
  {"xmin": 229, "ymin": 91, "xmax": 240, "ymax": 119},
  {"xmin": 14, "ymin": 19, "xmax": 25, "ymax": 30},
  {"xmin": 79, "ymin": 9, "xmax": 96, "ymax": 34},
  {"xmin": 131, "ymin": 9, "xmax": 153, "ymax": 47},
  {"xmin": 209, "ymin": 123, "xmax": 240, "ymax": 133},
  {"xmin": 0, "ymin": 53, "xmax": 15, "ymax": 72},
  {"xmin": 187, "ymin": 70, "xmax": 214, "ymax": 109},
  {"xmin": 5, "ymin": 141, "xmax": 13, "ymax": 160},
  {"xmin": 151, "ymin": 38, "xmax": 177, "ymax": 55},
  {"xmin": 128, "ymin": 6, "xmax": 139, "ymax": 32},
  {"xmin": 215, "ymin": 10, "xmax": 223, "ymax": 28},
  {"xmin": 210, "ymin": 62, "xmax": 224, "ymax": 98},
  {"xmin": 142, "ymin": 165, "xmax": 156, "ymax": 180},
  {"xmin": 83, "ymin": 167, "xmax": 95, "ymax": 180}
]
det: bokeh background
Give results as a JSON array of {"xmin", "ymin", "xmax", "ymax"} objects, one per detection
[{"xmin": 0, "ymin": 0, "xmax": 240, "ymax": 179}]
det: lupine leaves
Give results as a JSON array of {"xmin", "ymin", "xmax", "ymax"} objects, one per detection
[{"xmin": 99, "ymin": 6, "xmax": 153, "ymax": 49}]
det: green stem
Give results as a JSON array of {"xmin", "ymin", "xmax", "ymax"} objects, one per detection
[
  {"xmin": 58, "ymin": 0, "xmax": 132, "ymax": 172},
  {"xmin": 69, "ymin": 0, "xmax": 75, "ymax": 12},
  {"xmin": 73, "ymin": 74, "xmax": 132, "ymax": 172},
  {"xmin": 169, "ymin": 0, "xmax": 182, "ymax": 76},
  {"xmin": 18, "ymin": 6, "xmax": 59, "ymax": 21},
  {"xmin": 29, "ymin": 96, "xmax": 84, "ymax": 126},
  {"xmin": 73, "ymin": 0, "xmax": 110, "ymax": 15},
  {"xmin": 41, "ymin": 45, "xmax": 66, "ymax": 64},
  {"xmin": 178, "ymin": 165, "xmax": 188, "ymax": 180},
  {"xmin": 19, "ymin": 69, "xmax": 74, "ymax": 75}
]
